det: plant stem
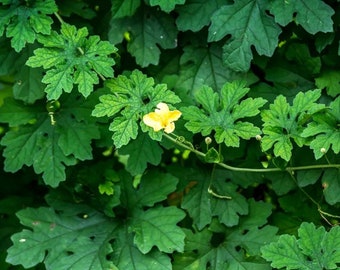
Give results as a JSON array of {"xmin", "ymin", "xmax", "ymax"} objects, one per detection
[{"xmin": 163, "ymin": 133, "xmax": 340, "ymax": 173}]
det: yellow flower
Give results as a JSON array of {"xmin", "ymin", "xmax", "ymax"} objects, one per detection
[{"xmin": 143, "ymin": 102, "xmax": 181, "ymax": 133}]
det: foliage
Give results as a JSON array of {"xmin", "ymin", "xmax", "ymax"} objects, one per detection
[
  {"xmin": 261, "ymin": 222, "xmax": 340, "ymax": 270},
  {"xmin": 0, "ymin": 0, "xmax": 340, "ymax": 270}
]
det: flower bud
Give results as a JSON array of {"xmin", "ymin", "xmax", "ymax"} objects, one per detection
[
  {"xmin": 205, "ymin": 137, "xmax": 212, "ymax": 145},
  {"xmin": 320, "ymin": 147, "xmax": 327, "ymax": 154}
]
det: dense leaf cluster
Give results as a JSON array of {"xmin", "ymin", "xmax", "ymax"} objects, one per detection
[{"xmin": 0, "ymin": 0, "xmax": 339, "ymax": 270}]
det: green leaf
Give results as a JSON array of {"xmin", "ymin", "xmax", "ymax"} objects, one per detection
[
  {"xmin": 301, "ymin": 97, "xmax": 340, "ymax": 159},
  {"xmin": 210, "ymin": 179, "xmax": 249, "ymax": 227},
  {"xmin": 176, "ymin": 0, "xmax": 226, "ymax": 32},
  {"xmin": 0, "ymin": 0, "xmax": 57, "ymax": 51},
  {"xmin": 112, "ymin": 228, "xmax": 172, "ymax": 270},
  {"xmin": 120, "ymin": 170, "xmax": 179, "ymax": 209},
  {"xmin": 119, "ymin": 132, "xmax": 163, "ymax": 175},
  {"xmin": 26, "ymin": 23, "xmax": 117, "ymax": 99},
  {"xmin": 6, "ymin": 202, "xmax": 118, "ymax": 270},
  {"xmin": 204, "ymin": 147, "xmax": 222, "ymax": 163},
  {"xmin": 132, "ymin": 206, "xmax": 186, "ymax": 253},
  {"xmin": 92, "ymin": 70, "xmax": 181, "ymax": 148},
  {"xmin": 262, "ymin": 222, "xmax": 340, "ymax": 270},
  {"xmin": 269, "ymin": 0, "xmax": 334, "ymax": 34},
  {"xmin": 315, "ymin": 70, "xmax": 340, "ymax": 98},
  {"xmin": 13, "ymin": 64, "xmax": 45, "ymax": 104},
  {"xmin": 322, "ymin": 169, "xmax": 340, "ymax": 205},
  {"xmin": 110, "ymin": 171, "xmax": 183, "ymax": 268},
  {"xmin": 182, "ymin": 81, "xmax": 266, "ymax": 147},
  {"xmin": 148, "ymin": 0, "xmax": 185, "ymax": 13},
  {"xmin": 0, "ymin": 97, "xmax": 41, "ymax": 126},
  {"xmin": 0, "ymin": 94, "xmax": 100, "ymax": 187},
  {"xmin": 176, "ymin": 44, "xmax": 255, "ymax": 96},
  {"xmin": 108, "ymin": 8, "xmax": 177, "ymax": 67},
  {"xmin": 111, "ymin": 0, "xmax": 141, "ymax": 18},
  {"xmin": 261, "ymin": 90, "xmax": 324, "ymax": 161},
  {"xmin": 182, "ymin": 173, "xmax": 248, "ymax": 229},
  {"xmin": 181, "ymin": 172, "xmax": 212, "ymax": 230},
  {"xmin": 175, "ymin": 199, "xmax": 276, "ymax": 269},
  {"xmin": 208, "ymin": 0, "xmax": 281, "ymax": 71},
  {"xmin": 56, "ymin": 1, "xmax": 96, "ymax": 19}
]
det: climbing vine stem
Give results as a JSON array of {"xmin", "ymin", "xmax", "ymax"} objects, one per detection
[{"xmin": 163, "ymin": 133, "xmax": 340, "ymax": 173}]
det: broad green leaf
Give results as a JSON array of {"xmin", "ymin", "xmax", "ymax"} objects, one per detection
[
  {"xmin": 109, "ymin": 115, "xmax": 139, "ymax": 148},
  {"xmin": 210, "ymin": 180, "xmax": 248, "ymax": 227},
  {"xmin": 92, "ymin": 70, "xmax": 181, "ymax": 148},
  {"xmin": 112, "ymin": 228, "xmax": 171, "ymax": 270},
  {"xmin": 6, "ymin": 203, "xmax": 118, "ymax": 270},
  {"xmin": 0, "ymin": 94, "xmax": 100, "ymax": 187},
  {"xmin": 182, "ymin": 173, "xmax": 248, "ymax": 229},
  {"xmin": 269, "ymin": 0, "xmax": 334, "ymax": 34},
  {"xmin": 120, "ymin": 170, "xmax": 179, "ymax": 209},
  {"xmin": 176, "ymin": 0, "xmax": 226, "ymax": 32},
  {"xmin": 0, "ymin": 97, "xmax": 42, "ymax": 126},
  {"xmin": 42, "ymin": 65, "xmax": 74, "ymax": 99},
  {"xmin": 26, "ymin": 23, "xmax": 117, "ymax": 99},
  {"xmin": 208, "ymin": 0, "xmax": 281, "ymax": 72},
  {"xmin": 322, "ymin": 169, "xmax": 340, "ymax": 205},
  {"xmin": 182, "ymin": 81, "xmax": 266, "ymax": 147},
  {"xmin": 301, "ymin": 97, "xmax": 340, "ymax": 159},
  {"xmin": 262, "ymin": 234, "xmax": 308, "ymax": 269},
  {"xmin": 32, "ymin": 128, "xmax": 77, "ymax": 187},
  {"xmin": 119, "ymin": 132, "xmax": 163, "ymax": 175},
  {"xmin": 261, "ymin": 90, "xmax": 323, "ymax": 161},
  {"xmin": 175, "ymin": 199, "xmax": 275, "ymax": 269},
  {"xmin": 110, "ymin": 171, "xmax": 183, "ymax": 268},
  {"xmin": 176, "ymin": 44, "xmax": 254, "ymax": 96},
  {"xmin": 315, "ymin": 70, "xmax": 340, "ymax": 98},
  {"xmin": 111, "ymin": 0, "xmax": 141, "ymax": 18},
  {"xmin": 285, "ymin": 43, "xmax": 321, "ymax": 76},
  {"xmin": 181, "ymin": 175, "xmax": 212, "ymax": 230},
  {"xmin": 132, "ymin": 207, "xmax": 186, "ymax": 253},
  {"xmin": 262, "ymin": 222, "xmax": 340, "ymax": 269},
  {"xmin": 13, "ymin": 64, "xmax": 45, "ymax": 104},
  {"xmin": 296, "ymin": 170, "xmax": 323, "ymax": 187},
  {"xmin": 148, "ymin": 0, "xmax": 185, "ymax": 13},
  {"xmin": 0, "ymin": 0, "xmax": 57, "ymax": 51},
  {"xmin": 108, "ymin": 8, "xmax": 177, "ymax": 67},
  {"xmin": 57, "ymin": 118, "xmax": 100, "ymax": 161},
  {"xmin": 57, "ymin": 1, "xmax": 96, "ymax": 19}
]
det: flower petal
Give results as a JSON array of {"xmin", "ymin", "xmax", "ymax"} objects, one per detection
[
  {"xmin": 166, "ymin": 110, "xmax": 182, "ymax": 122},
  {"xmin": 155, "ymin": 102, "xmax": 169, "ymax": 113},
  {"xmin": 164, "ymin": 122, "xmax": 175, "ymax": 133},
  {"xmin": 143, "ymin": 112, "xmax": 164, "ymax": 131}
]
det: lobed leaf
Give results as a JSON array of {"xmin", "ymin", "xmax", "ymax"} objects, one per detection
[
  {"xmin": 26, "ymin": 23, "xmax": 117, "ymax": 99},
  {"xmin": 182, "ymin": 81, "xmax": 266, "ymax": 147},
  {"xmin": 262, "ymin": 222, "xmax": 340, "ymax": 269},
  {"xmin": 176, "ymin": 0, "xmax": 226, "ymax": 32},
  {"xmin": 132, "ymin": 207, "xmax": 186, "ymax": 254},
  {"xmin": 301, "ymin": 97, "xmax": 340, "ymax": 159},
  {"xmin": 119, "ymin": 133, "xmax": 163, "ymax": 176},
  {"xmin": 149, "ymin": 0, "xmax": 185, "ymax": 13},
  {"xmin": 0, "ymin": 0, "xmax": 57, "ymax": 51},
  {"xmin": 109, "ymin": 8, "xmax": 177, "ymax": 67},
  {"xmin": 0, "ymin": 94, "xmax": 100, "ymax": 187},
  {"xmin": 6, "ymin": 203, "xmax": 117, "ymax": 270},
  {"xmin": 175, "ymin": 199, "xmax": 275, "ymax": 269},
  {"xmin": 208, "ymin": 0, "xmax": 281, "ymax": 71},
  {"xmin": 261, "ymin": 90, "xmax": 323, "ymax": 161},
  {"xmin": 93, "ymin": 70, "xmax": 181, "ymax": 149},
  {"xmin": 269, "ymin": 0, "xmax": 334, "ymax": 34}
]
